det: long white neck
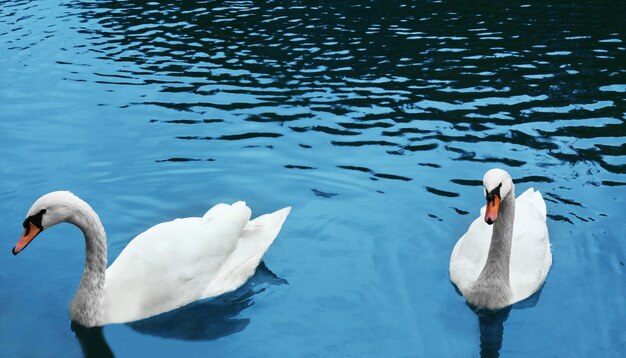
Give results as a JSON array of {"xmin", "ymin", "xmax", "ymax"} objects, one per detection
[
  {"xmin": 66, "ymin": 199, "xmax": 107, "ymax": 327},
  {"xmin": 469, "ymin": 188, "xmax": 515, "ymax": 309}
]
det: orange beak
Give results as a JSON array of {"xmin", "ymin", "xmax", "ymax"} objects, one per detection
[
  {"xmin": 484, "ymin": 195, "xmax": 501, "ymax": 225},
  {"xmin": 13, "ymin": 222, "xmax": 41, "ymax": 255}
]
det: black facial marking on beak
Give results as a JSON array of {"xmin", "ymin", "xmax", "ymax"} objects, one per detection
[
  {"xmin": 486, "ymin": 183, "xmax": 502, "ymax": 202},
  {"xmin": 21, "ymin": 209, "xmax": 46, "ymax": 238},
  {"xmin": 22, "ymin": 219, "xmax": 30, "ymax": 236}
]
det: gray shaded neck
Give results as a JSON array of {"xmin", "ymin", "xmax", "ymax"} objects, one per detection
[
  {"xmin": 67, "ymin": 200, "xmax": 107, "ymax": 327},
  {"xmin": 469, "ymin": 189, "xmax": 515, "ymax": 309}
]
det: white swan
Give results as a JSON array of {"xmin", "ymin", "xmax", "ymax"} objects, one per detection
[
  {"xmin": 13, "ymin": 191, "xmax": 291, "ymax": 327},
  {"xmin": 449, "ymin": 169, "xmax": 551, "ymax": 310}
]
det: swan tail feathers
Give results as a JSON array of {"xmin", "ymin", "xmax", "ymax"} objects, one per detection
[
  {"xmin": 200, "ymin": 206, "xmax": 291, "ymax": 298},
  {"xmin": 533, "ymin": 190, "xmax": 547, "ymax": 220},
  {"xmin": 518, "ymin": 188, "xmax": 547, "ymax": 220},
  {"xmin": 244, "ymin": 206, "xmax": 291, "ymax": 238}
]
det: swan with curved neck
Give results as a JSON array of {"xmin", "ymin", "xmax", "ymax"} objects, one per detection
[
  {"xmin": 450, "ymin": 169, "xmax": 551, "ymax": 310},
  {"xmin": 14, "ymin": 191, "xmax": 291, "ymax": 327}
]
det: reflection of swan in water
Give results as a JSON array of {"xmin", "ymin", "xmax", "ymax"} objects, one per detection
[
  {"xmin": 72, "ymin": 262, "xmax": 287, "ymax": 355},
  {"xmin": 460, "ymin": 285, "xmax": 545, "ymax": 358},
  {"xmin": 129, "ymin": 261, "xmax": 287, "ymax": 340},
  {"xmin": 72, "ymin": 322, "xmax": 114, "ymax": 358},
  {"xmin": 474, "ymin": 306, "xmax": 511, "ymax": 358}
]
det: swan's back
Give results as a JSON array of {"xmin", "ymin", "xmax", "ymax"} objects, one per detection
[
  {"xmin": 517, "ymin": 186, "xmax": 547, "ymax": 220},
  {"xmin": 509, "ymin": 190, "xmax": 551, "ymax": 302},
  {"xmin": 450, "ymin": 188, "xmax": 551, "ymax": 305},
  {"xmin": 102, "ymin": 202, "xmax": 290, "ymax": 324}
]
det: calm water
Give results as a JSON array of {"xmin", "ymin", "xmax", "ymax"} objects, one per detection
[{"xmin": 1, "ymin": 0, "xmax": 625, "ymax": 357}]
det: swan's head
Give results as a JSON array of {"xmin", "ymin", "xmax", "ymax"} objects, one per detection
[
  {"xmin": 483, "ymin": 169, "xmax": 514, "ymax": 225},
  {"xmin": 13, "ymin": 191, "xmax": 80, "ymax": 255}
]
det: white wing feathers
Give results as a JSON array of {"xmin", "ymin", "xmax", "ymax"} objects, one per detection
[
  {"xmin": 102, "ymin": 202, "xmax": 290, "ymax": 325},
  {"xmin": 202, "ymin": 206, "xmax": 291, "ymax": 298}
]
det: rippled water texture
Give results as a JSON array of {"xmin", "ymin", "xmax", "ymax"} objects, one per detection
[{"xmin": 1, "ymin": 1, "xmax": 625, "ymax": 357}]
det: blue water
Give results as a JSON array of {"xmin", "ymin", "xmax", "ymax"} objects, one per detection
[{"xmin": 1, "ymin": 0, "xmax": 625, "ymax": 357}]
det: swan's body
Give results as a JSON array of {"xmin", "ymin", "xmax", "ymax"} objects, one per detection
[
  {"xmin": 449, "ymin": 169, "xmax": 551, "ymax": 309},
  {"xmin": 14, "ymin": 191, "xmax": 290, "ymax": 327}
]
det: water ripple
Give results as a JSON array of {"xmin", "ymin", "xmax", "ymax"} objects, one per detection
[{"xmin": 1, "ymin": 4, "xmax": 625, "ymax": 355}]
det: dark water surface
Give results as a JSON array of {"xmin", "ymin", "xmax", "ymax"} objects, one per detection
[{"xmin": 1, "ymin": 0, "xmax": 625, "ymax": 357}]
